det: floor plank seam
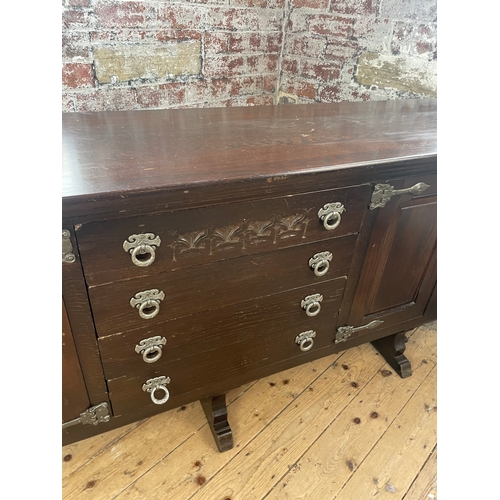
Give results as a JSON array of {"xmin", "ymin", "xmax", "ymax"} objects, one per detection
[
  {"xmin": 181, "ymin": 351, "xmax": 348, "ymax": 500},
  {"xmin": 259, "ymin": 354, "xmax": 390, "ymax": 500},
  {"xmin": 401, "ymin": 443, "xmax": 437, "ymax": 500},
  {"xmin": 62, "ymin": 418, "xmax": 148, "ymax": 481},
  {"xmin": 332, "ymin": 364, "xmax": 437, "ymax": 500}
]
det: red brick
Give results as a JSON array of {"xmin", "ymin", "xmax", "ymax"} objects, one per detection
[
  {"xmin": 205, "ymin": 32, "xmax": 229, "ymax": 54},
  {"xmin": 324, "ymin": 40, "xmax": 359, "ymax": 62},
  {"xmin": 156, "ymin": 30, "xmax": 202, "ymax": 42},
  {"xmin": 62, "ymin": 93, "xmax": 76, "ymax": 113},
  {"xmin": 285, "ymin": 34, "xmax": 326, "ymax": 58},
  {"xmin": 203, "ymin": 55, "xmax": 245, "ymax": 78},
  {"xmin": 266, "ymin": 33, "xmax": 283, "ymax": 53},
  {"xmin": 229, "ymin": 33, "xmax": 267, "ymax": 53},
  {"xmin": 67, "ymin": 0, "xmax": 91, "ymax": 6},
  {"xmin": 62, "ymin": 8, "xmax": 95, "ymax": 29},
  {"xmin": 301, "ymin": 61, "xmax": 341, "ymax": 82},
  {"xmin": 62, "ymin": 63, "xmax": 95, "ymax": 88},
  {"xmin": 184, "ymin": 79, "xmax": 229, "ymax": 103},
  {"xmin": 207, "ymin": 8, "xmax": 259, "ymax": 31},
  {"xmin": 157, "ymin": 4, "xmax": 203, "ymax": 30},
  {"xmin": 231, "ymin": 0, "xmax": 267, "ymax": 6},
  {"xmin": 281, "ymin": 76, "xmax": 316, "ymax": 99},
  {"xmin": 291, "ymin": 0, "xmax": 329, "ymax": 8},
  {"xmin": 244, "ymin": 95, "xmax": 275, "ymax": 106},
  {"xmin": 228, "ymin": 76, "xmax": 264, "ymax": 95},
  {"xmin": 330, "ymin": 0, "xmax": 377, "ymax": 16},
  {"xmin": 74, "ymin": 88, "xmax": 138, "ymax": 112},
  {"xmin": 391, "ymin": 21, "xmax": 413, "ymax": 55},
  {"xmin": 136, "ymin": 83, "xmax": 186, "ymax": 108},
  {"xmin": 263, "ymin": 75, "xmax": 276, "ymax": 92},
  {"xmin": 95, "ymin": 1, "xmax": 149, "ymax": 28},
  {"xmin": 318, "ymin": 84, "xmax": 341, "ymax": 102},
  {"xmin": 281, "ymin": 57, "xmax": 299, "ymax": 74},
  {"xmin": 306, "ymin": 14, "xmax": 353, "ymax": 37},
  {"xmin": 247, "ymin": 54, "xmax": 278, "ymax": 73},
  {"xmin": 62, "ymin": 32, "xmax": 91, "ymax": 60}
]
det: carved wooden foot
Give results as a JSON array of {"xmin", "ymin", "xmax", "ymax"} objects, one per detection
[
  {"xmin": 371, "ymin": 331, "xmax": 412, "ymax": 378},
  {"xmin": 200, "ymin": 394, "xmax": 234, "ymax": 453}
]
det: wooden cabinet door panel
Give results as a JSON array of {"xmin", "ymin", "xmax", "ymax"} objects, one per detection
[
  {"xmin": 62, "ymin": 299, "xmax": 90, "ymax": 423},
  {"xmin": 348, "ymin": 175, "xmax": 437, "ymax": 332}
]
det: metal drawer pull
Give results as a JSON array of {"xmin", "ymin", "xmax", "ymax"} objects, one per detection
[
  {"xmin": 335, "ymin": 319, "xmax": 384, "ymax": 343},
  {"xmin": 370, "ymin": 182, "xmax": 430, "ymax": 210},
  {"xmin": 142, "ymin": 376, "xmax": 171, "ymax": 405},
  {"xmin": 135, "ymin": 336, "xmax": 167, "ymax": 363},
  {"xmin": 309, "ymin": 251, "xmax": 333, "ymax": 277},
  {"xmin": 318, "ymin": 202, "xmax": 345, "ymax": 230},
  {"xmin": 295, "ymin": 330, "xmax": 316, "ymax": 352},
  {"xmin": 301, "ymin": 294, "xmax": 323, "ymax": 317},
  {"xmin": 123, "ymin": 233, "xmax": 161, "ymax": 267},
  {"xmin": 130, "ymin": 289, "xmax": 165, "ymax": 320}
]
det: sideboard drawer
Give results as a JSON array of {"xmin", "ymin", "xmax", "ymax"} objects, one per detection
[
  {"xmin": 89, "ymin": 235, "xmax": 357, "ymax": 337},
  {"xmin": 76, "ymin": 185, "xmax": 370, "ymax": 286},
  {"xmin": 107, "ymin": 281, "xmax": 343, "ymax": 417},
  {"xmin": 98, "ymin": 276, "xmax": 346, "ymax": 379}
]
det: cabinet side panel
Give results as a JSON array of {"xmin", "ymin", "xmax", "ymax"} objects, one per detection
[{"xmin": 62, "ymin": 299, "xmax": 90, "ymax": 423}]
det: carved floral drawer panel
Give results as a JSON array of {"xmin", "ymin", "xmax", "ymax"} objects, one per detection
[
  {"xmin": 98, "ymin": 276, "xmax": 347, "ymax": 380},
  {"xmin": 75, "ymin": 185, "xmax": 370, "ymax": 286},
  {"xmin": 88, "ymin": 235, "xmax": 358, "ymax": 337}
]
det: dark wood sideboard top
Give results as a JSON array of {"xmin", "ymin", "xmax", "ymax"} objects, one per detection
[{"xmin": 62, "ymin": 99, "xmax": 437, "ymax": 223}]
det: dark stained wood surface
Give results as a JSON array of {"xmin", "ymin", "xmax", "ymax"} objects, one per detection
[
  {"xmin": 62, "ymin": 100, "xmax": 437, "ymax": 222},
  {"xmin": 62, "ymin": 299, "xmax": 90, "ymax": 423},
  {"xmin": 98, "ymin": 277, "xmax": 346, "ymax": 379},
  {"xmin": 88, "ymin": 235, "xmax": 357, "ymax": 337},
  {"xmin": 75, "ymin": 184, "xmax": 369, "ymax": 286}
]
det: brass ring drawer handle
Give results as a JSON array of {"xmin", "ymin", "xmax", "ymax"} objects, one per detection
[
  {"xmin": 295, "ymin": 330, "xmax": 316, "ymax": 352},
  {"xmin": 123, "ymin": 233, "xmax": 161, "ymax": 267},
  {"xmin": 142, "ymin": 376, "xmax": 171, "ymax": 405},
  {"xmin": 301, "ymin": 294, "xmax": 323, "ymax": 317},
  {"xmin": 308, "ymin": 251, "xmax": 333, "ymax": 277},
  {"xmin": 135, "ymin": 336, "xmax": 167, "ymax": 363},
  {"xmin": 130, "ymin": 289, "xmax": 165, "ymax": 320},
  {"xmin": 318, "ymin": 202, "xmax": 345, "ymax": 230}
]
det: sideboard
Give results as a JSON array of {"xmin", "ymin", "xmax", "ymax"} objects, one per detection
[{"xmin": 62, "ymin": 99, "xmax": 437, "ymax": 451}]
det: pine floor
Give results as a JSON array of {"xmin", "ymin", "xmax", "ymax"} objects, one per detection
[{"xmin": 62, "ymin": 321, "xmax": 437, "ymax": 500}]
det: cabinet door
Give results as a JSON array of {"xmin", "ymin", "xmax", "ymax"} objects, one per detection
[
  {"xmin": 62, "ymin": 299, "xmax": 90, "ymax": 423},
  {"xmin": 347, "ymin": 174, "xmax": 437, "ymax": 335}
]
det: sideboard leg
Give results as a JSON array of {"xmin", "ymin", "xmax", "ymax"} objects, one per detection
[
  {"xmin": 371, "ymin": 331, "xmax": 412, "ymax": 378},
  {"xmin": 200, "ymin": 394, "xmax": 234, "ymax": 453}
]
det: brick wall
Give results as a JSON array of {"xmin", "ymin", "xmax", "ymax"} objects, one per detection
[{"xmin": 62, "ymin": 0, "xmax": 436, "ymax": 112}]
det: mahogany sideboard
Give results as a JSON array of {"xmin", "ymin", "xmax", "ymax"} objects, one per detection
[{"xmin": 62, "ymin": 99, "xmax": 437, "ymax": 451}]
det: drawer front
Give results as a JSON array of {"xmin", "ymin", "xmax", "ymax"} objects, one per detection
[
  {"xmin": 76, "ymin": 185, "xmax": 370, "ymax": 286},
  {"xmin": 89, "ymin": 235, "xmax": 357, "ymax": 337},
  {"xmin": 99, "ymin": 277, "xmax": 346, "ymax": 379},
  {"xmin": 106, "ymin": 280, "xmax": 345, "ymax": 416}
]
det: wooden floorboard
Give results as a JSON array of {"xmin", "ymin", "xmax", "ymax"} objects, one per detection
[{"xmin": 62, "ymin": 321, "xmax": 437, "ymax": 500}]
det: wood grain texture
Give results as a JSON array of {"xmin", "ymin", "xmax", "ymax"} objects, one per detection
[
  {"xmin": 62, "ymin": 322, "xmax": 437, "ymax": 500},
  {"xmin": 62, "ymin": 100, "xmax": 437, "ymax": 222}
]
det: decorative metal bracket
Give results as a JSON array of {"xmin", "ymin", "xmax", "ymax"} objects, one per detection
[
  {"xmin": 62, "ymin": 402, "xmax": 110, "ymax": 430},
  {"xmin": 123, "ymin": 233, "xmax": 161, "ymax": 267},
  {"xmin": 369, "ymin": 182, "xmax": 430, "ymax": 210},
  {"xmin": 130, "ymin": 289, "xmax": 165, "ymax": 320},
  {"xmin": 135, "ymin": 336, "xmax": 167, "ymax": 363},
  {"xmin": 335, "ymin": 319, "xmax": 384, "ymax": 344},
  {"xmin": 318, "ymin": 202, "xmax": 345, "ymax": 230},
  {"xmin": 62, "ymin": 229, "xmax": 76, "ymax": 263},
  {"xmin": 295, "ymin": 330, "xmax": 317, "ymax": 352}
]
